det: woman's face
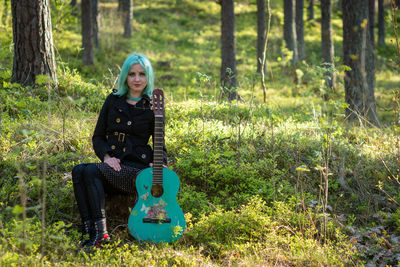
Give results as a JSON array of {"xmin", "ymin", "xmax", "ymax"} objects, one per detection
[{"xmin": 127, "ymin": 63, "xmax": 147, "ymax": 95}]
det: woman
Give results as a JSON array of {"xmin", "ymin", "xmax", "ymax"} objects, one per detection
[{"xmin": 72, "ymin": 53, "xmax": 167, "ymax": 248}]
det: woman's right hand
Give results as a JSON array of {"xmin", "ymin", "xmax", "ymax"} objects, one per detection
[{"xmin": 104, "ymin": 154, "xmax": 121, "ymax": 172}]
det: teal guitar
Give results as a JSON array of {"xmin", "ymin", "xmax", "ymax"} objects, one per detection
[{"xmin": 128, "ymin": 89, "xmax": 185, "ymax": 243}]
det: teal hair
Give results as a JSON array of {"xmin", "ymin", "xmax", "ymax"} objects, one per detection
[{"xmin": 114, "ymin": 53, "xmax": 154, "ymax": 98}]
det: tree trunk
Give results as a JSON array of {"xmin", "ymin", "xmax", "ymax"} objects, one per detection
[
  {"xmin": 367, "ymin": 0, "xmax": 376, "ymax": 118},
  {"xmin": 81, "ymin": 0, "xmax": 94, "ymax": 65},
  {"xmin": 342, "ymin": 0, "xmax": 379, "ymax": 125},
  {"xmin": 321, "ymin": 0, "xmax": 335, "ymax": 90},
  {"xmin": 307, "ymin": 0, "xmax": 314, "ymax": 20},
  {"xmin": 11, "ymin": 0, "xmax": 57, "ymax": 86},
  {"xmin": 378, "ymin": 0, "xmax": 385, "ymax": 46},
  {"xmin": 2, "ymin": 0, "xmax": 9, "ymax": 26},
  {"xmin": 336, "ymin": 0, "xmax": 343, "ymax": 10},
  {"xmin": 122, "ymin": 0, "xmax": 133, "ymax": 38},
  {"xmin": 257, "ymin": 0, "xmax": 266, "ymax": 74},
  {"xmin": 105, "ymin": 193, "xmax": 137, "ymax": 229},
  {"xmin": 220, "ymin": 0, "xmax": 238, "ymax": 100},
  {"xmin": 92, "ymin": 0, "xmax": 100, "ymax": 49},
  {"xmin": 70, "ymin": 0, "xmax": 76, "ymax": 7},
  {"xmin": 296, "ymin": 0, "xmax": 305, "ymax": 60},
  {"xmin": 369, "ymin": 0, "xmax": 375, "ymax": 46},
  {"xmin": 284, "ymin": 0, "xmax": 298, "ymax": 64},
  {"xmin": 118, "ymin": 0, "xmax": 123, "ymax": 12}
]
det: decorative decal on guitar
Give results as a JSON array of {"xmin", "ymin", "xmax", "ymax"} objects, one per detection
[
  {"xmin": 140, "ymin": 203, "xmax": 150, "ymax": 214},
  {"xmin": 144, "ymin": 199, "xmax": 168, "ymax": 219}
]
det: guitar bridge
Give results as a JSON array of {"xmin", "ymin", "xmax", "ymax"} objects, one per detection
[{"xmin": 143, "ymin": 218, "xmax": 171, "ymax": 224}]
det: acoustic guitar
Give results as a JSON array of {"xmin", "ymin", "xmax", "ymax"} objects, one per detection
[{"xmin": 128, "ymin": 89, "xmax": 186, "ymax": 243}]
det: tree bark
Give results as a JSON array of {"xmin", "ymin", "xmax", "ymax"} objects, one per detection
[
  {"xmin": 11, "ymin": 0, "xmax": 57, "ymax": 86},
  {"xmin": 220, "ymin": 0, "xmax": 238, "ymax": 100},
  {"xmin": 307, "ymin": 0, "xmax": 314, "ymax": 20},
  {"xmin": 70, "ymin": 0, "xmax": 76, "ymax": 7},
  {"xmin": 81, "ymin": 0, "xmax": 94, "ymax": 65},
  {"xmin": 122, "ymin": 0, "xmax": 133, "ymax": 38},
  {"xmin": 378, "ymin": 0, "xmax": 385, "ymax": 46},
  {"xmin": 284, "ymin": 0, "xmax": 298, "ymax": 64},
  {"xmin": 342, "ymin": 0, "xmax": 379, "ymax": 125},
  {"xmin": 296, "ymin": 0, "xmax": 305, "ymax": 60},
  {"xmin": 257, "ymin": 0, "xmax": 266, "ymax": 74},
  {"xmin": 321, "ymin": 0, "xmax": 335, "ymax": 90},
  {"xmin": 92, "ymin": 0, "xmax": 100, "ymax": 49}
]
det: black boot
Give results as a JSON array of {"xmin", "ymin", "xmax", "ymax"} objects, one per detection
[
  {"xmin": 86, "ymin": 218, "xmax": 110, "ymax": 248},
  {"xmin": 79, "ymin": 220, "xmax": 93, "ymax": 247}
]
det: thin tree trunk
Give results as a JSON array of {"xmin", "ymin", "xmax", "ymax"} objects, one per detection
[
  {"xmin": 342, "ymin": 0, "xmax": 379, "ymax": 125},
  {"xmin": 378, "ymin": 0, "xmax": 385, "ymax": 46},
  {"xmin": 257, "ymin": 0, "xmax": 266, "ymax": 74},
  {"xmin": 118, "ymin": 0, "xmax": 123, "ymax": 12},
  {"xmin": 369, "ymin": 0, "xmax": 375, "ymax": 46},
  {"xmin": 307, "ymin": 0, "xmax": 314, "ymax": 20},
  {"xmin": 92, "ymin": 0, "xmax": 100, "ymax": 49},
  {"xmin": 260, "ymin": 0, "xmax": 272, "ymax": 103},
  {"xmin": 70, "ymin": 0, "xmax": 76, "ymax": 7},
  {"xmin": 284, "ymin": 0, "xmax": 298, "ymax": 64},
  {"xmin": 81, "ymin": 0, "xmax": 94, "ymax": 65},
  {"xmin": 220, "ymin": 0, "xmax": 238, "ymax": 100},
  {"xmin": 367, "ymin": 0, "xmax": 376, "ymax": 119},
  {"xmin": 123, "ymin": 0, "xmax": 133, "ymax": 38},
  {"xmin": 296, "ymin": 0, "xmax": 305, "ymax": 60},
  {"xmin": 321, "ymin": 0, "xmax": 335, "ymax": 90},
  {"xmin": 11, "ymin": 0, "xmax": 57, "ymax": 85},
  {"xmin": 2, "ymin": 0, "xmax": 9, "ymax": 25}
]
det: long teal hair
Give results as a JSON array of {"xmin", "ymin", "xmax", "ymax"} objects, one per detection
[{"xmin": 114, "ymin": 53, "xmax": 154, "ymax": 98}]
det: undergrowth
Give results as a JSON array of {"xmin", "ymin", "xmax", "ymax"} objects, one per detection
[{"xmin": 1, "ymin": 0, "xmax": 400, "ymax": 265}]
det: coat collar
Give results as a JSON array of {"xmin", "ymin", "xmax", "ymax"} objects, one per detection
[{"xmin": 112, "ymin": 94, "xmax": 151, "ymax": 114}]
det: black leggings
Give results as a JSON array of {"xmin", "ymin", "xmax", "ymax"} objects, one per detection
[{"xmin": 72, "ymin": 163, "xmax": 107, "ymax": 221}]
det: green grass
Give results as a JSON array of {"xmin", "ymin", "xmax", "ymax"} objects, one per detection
[{"xmin": 0, "ymin": 0, "xmax": 400, "ymax": 265}]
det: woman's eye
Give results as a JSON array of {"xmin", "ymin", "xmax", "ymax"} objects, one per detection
[{"xmin": 140, "ymin": 72, "xmax": 146, "ymax": 76}]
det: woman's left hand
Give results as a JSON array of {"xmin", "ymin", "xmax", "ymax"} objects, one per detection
[{"xmin": 149, "ymin": 163, "xmax": 168, "ymax": 168}]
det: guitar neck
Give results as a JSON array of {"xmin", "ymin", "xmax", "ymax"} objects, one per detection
[{"xmin": 153, "ymin": 115, "xmax": 164, "ymax": 185}]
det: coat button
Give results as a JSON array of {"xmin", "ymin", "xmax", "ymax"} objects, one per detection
[
  {"xmin": 123, "ymin": 147, "xmax": 126, "ymax": 152},
  {"xmin": 143, "ymin": 100, "xmax": 146, "ymax": 104},
  {"xmin": 118, "ymin": 109, "xmax": 122, "ymax": 112},
  {"xmin": 116, "ymin": 118, "xmax": 121, "ymax": 123},
  {"xmin": 111, "ymin": 145, "xmax": 116, "ymax": 150},
  {"xmin": 127, "ymin": 121, "xmax": 132, "ymax": 126},
  {"xmin": 114, "ymin": 132, "xmax": 118, "ymax": 135},
  {"xmin": 141, "ymin": 154, "xmax": 146, "ymax": 159}
]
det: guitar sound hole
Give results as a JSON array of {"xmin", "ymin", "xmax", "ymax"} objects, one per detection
[{"xmin": 151, "ymin": 184, "xmax": 163, "ymax": 198}]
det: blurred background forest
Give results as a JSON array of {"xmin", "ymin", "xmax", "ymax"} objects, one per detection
[{"xmin": 1, "ymin": 0, "xmax": 400, "ymax": 265}]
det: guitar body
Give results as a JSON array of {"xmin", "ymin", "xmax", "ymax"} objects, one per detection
[{"xmin": 128, "ymin": 167, "xmax": 186, "ymax": 243}]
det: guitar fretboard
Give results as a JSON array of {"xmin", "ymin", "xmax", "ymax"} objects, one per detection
[{"xmin": 153, "ymin": 115, "xmax": 164, "ymax": 186}]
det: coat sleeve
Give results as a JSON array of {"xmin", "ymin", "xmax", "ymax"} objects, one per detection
[{"xmin": 92, "ymin": 94, "xmax": 113, "ymax": 161}]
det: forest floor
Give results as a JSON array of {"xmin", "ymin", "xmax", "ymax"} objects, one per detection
[{"xmin": 1, "ymin": 0, "xmax": 400, "ymax": 266}]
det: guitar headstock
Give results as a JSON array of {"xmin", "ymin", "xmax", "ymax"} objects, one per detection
[{"xmin": 151, "ymin": 89, "xmax": 164, "ymax": 116}]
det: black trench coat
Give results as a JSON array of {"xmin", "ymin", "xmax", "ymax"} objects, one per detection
[{"xmin": 92, "ymin": 92, "xmax": 167, "ymax": 169}]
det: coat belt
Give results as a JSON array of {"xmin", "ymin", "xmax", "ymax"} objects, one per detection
[{"xmin": 108, "ymin": 131, "xmax": 148, "ymax": 145}]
